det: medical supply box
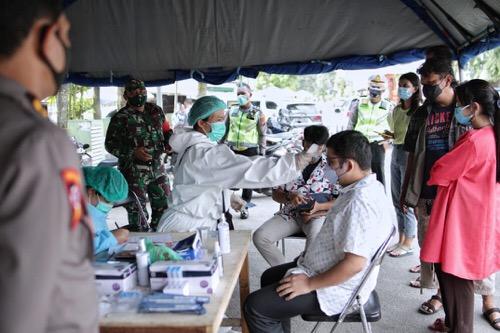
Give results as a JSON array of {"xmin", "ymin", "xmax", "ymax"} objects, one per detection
[
  {"xmin": 93, "ymin": 261, "xmax": 137, "ymax": 295},
  {"xmin": 149, "ymin": 258, "xmax": 220, "ymax": 295}
]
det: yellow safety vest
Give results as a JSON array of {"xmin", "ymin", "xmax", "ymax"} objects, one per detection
[{"xmin": 226, "ymin": 107, "xmax": 260, "ymax": 150}]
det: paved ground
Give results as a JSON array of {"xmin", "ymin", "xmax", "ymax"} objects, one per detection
[
  {"xmin": 223, "ymin": 192, "xmax": 499, "ymax": 333},
  {"xmin": 107, "ymin": 148, "xmax": 499, "ymax": 332}
]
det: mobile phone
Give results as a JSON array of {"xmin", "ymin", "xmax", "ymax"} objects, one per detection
[{"xmin": 294, "ymin": 200, "xmax": 315, "ymax": 213}]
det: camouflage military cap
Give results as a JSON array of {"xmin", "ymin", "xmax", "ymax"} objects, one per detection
[{"xmin": 125, "ymin": 79, "xmax": 146, "ymax": 92}]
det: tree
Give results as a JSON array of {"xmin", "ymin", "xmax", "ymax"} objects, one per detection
[
  {"xmin": 256, "ymin": 72, "xmax": 340, "ymax": 100},
  {"xmin": 67, "ymin": 84, "xmax": 93, "ymax": 119},
  {"xmin": 256, "ymin": 74, "xmax": 300, "ymax": 90},
  {"xmin": 465, "ymin": 47, "xmax": 500, "ymax": 86}
]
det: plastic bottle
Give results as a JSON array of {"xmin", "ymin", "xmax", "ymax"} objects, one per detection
[
  {"xmin": 214, "ymin": 241, "xmax": 224, "ymax": 277},
  {"xmin": 136, "ymin": 238, "xmax": 150, "ymax": 287},
  {"xmin": 217, "ymin": 215, "xmax": 231, "ymax": 254}
]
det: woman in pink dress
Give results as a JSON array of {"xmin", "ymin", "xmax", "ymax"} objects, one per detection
[{"xmin": 420, "ymin": 79, "xmax": 500, "ymax": 332}]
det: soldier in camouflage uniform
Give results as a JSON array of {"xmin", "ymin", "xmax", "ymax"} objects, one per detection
[{"xmin": 105, "ymin": 79, "xmax": 170, "ymax": 231}]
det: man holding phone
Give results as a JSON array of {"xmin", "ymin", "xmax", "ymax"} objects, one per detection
[
  {"xmin": 253, "ymin": 125, "xmax": 338, "ymax": 266},
  {"xmin": 245, "ymin": 130, "xmax": 395, "ymax": 333}
]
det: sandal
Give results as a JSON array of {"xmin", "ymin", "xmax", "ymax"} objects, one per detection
[
  {"xmin": 419, "ymin": 295, "xmax": 443, "ymax": 315},
  {"xmin": 428, "ymin": 318, "xmax": 449, "ymax": 332},
  {"xmin": 389, "ymin": 246, "xmax": 413, "ymax": 257},
  {"xmin": 409, "ymin": 276, "xmax": 421, "ymax": 288},
  {"xmin": 483, "ymin": 307, "xmax": 500, "ymax": 331},
  {"xmin": 409, "ymin": 264, "xmax": 421, "ymax": 273},
  {"xmin": 386, "ymin": 243, "xmax": 400, "ymax": 253}
]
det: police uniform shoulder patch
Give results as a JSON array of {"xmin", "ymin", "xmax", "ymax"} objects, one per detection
[{"xmin": 60, "ymin": 168, "xmax": 88, "ymax": 230}]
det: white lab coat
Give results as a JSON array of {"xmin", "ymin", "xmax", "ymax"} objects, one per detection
[{"xmin": 157, "ymin": 128, "xmax": 301, "ymax": 232}]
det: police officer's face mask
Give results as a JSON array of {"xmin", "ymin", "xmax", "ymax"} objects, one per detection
[
  {"xmin": 238, "ymin": 95, "xmax": 249, "ymax": 106},
  {"xmin": 38, "ymin": 23, "xmax": 71, "ymax": 93},
  {"xmin": 368, "ymin": 89, "xmax": 382, "ymax": 103}
]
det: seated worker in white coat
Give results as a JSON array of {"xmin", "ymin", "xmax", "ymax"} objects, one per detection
[
  {"xmin": 83, "ymin": 166, "xmax": 130, "ymax": 254},
  {"xmin": 157, "ymin": 96, "xmax": 315, "ymax": 232}
]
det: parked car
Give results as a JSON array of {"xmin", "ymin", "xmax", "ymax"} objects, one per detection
[
  {"xmin": 226, "ymin": 99, "xmax": 280, "ymax": 119},
  {"xmin": 278, "ymin": 103, "xmax": 322, "ymax": 131}
]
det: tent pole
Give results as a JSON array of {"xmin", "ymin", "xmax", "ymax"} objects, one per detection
[
  {"xmin": 174, "ymin": 81, "xmax": 179, "ymax": 113},
  {"xmin": 457, "ymin": 55, "xmax": 464, "ymax": 83},
  {"xmin": 459, "ymin": 67, "xmax": 464, "ymax": 83},
  {"xmin": 156, "ymin": 86, "xmax": 162, "ymax": 108}
]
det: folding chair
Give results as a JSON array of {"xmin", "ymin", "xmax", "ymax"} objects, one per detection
[
  {"xmin": 301, "ymin": 225, "xmax": 397, "ymax": 333},
  {"xmin": 113, "ymin": 190, "xmax": 151, "ymax": 232},
  {"xmin": 281, "ymin": 231, "xmax": 306, "ymax": 256},
  {"xmin": 276, "ymin": 202, "xmax": 307, "ymax": 256}
]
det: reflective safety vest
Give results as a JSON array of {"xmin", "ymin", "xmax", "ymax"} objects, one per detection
[
  {"xmin": 226, "ymin": 106, "xmax": 260, "ymax": 150},
  {"xmin": 354, "ymin": 101, "xmax": 391, "ymax": 142}
]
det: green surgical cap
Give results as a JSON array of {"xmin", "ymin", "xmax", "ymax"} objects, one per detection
[
  {"xmin": 187, "ymin": 96, "xmax": 227, "ymax": 126},
  {"xmin": 83, "ymin": 167, "xmax": 128, "ymax": 202}
]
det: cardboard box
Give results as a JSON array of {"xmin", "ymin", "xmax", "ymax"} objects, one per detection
[
  {"xmin": 149, "ymin": 258, "xmax": 220, "ymax": 295},
  {"xmin": 93, "ymin": 261, "xmax": 137, "ymax": 295}
]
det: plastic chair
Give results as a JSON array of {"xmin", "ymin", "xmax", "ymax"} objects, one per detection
[{"xmin": 301, "ymin": 225, "xmax": 397, "ymax": 333}]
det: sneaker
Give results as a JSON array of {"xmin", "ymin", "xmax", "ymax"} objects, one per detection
[{"xmin": 240, "ymin": 207, "xmax": 249, "ymax": 219}]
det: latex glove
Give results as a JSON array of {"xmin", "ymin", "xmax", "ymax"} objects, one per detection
[
  {"xmin": 306, "ymin": 144, "xmax": 323, "ymax": 159},
  {"xmin": 230, "ymin": 192, "xmax": 246, "ymax": 212},
  {"xmin": 295, "ymin": 151, "xmax": 313, "ymax": 170}
]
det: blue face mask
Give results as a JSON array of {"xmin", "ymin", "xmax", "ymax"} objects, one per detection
[
  {"xmin": 324, "ymin": 163, "xmax": 338, "ymax": 185},
  {"xmin": 238, "ymin": 95, "xmax": 249, "ymax": 106},
  {"xmin": 398, "ymin": 87, "xmax": 413, "ymax": 101},
  {"xmin": 87, "ymin": 203, "xmax": 107, "ymax": 226},
  {"xmin": 207, "ymin": 121, "xmax": 226, "ymax": 142},
  {"xmin": 454, "ymin": 104, "xmax": 472, "ymax": 126},
  {"xmin": 96, "ymin": 196, "xmax": 113, "ymax": 214}
]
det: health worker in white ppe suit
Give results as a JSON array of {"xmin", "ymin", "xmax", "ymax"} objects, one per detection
[{"xmin": 157, "ymin": 96, "xmax": 315, "ymax": 232}]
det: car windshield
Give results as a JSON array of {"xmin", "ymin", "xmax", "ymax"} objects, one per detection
[{"xmin": 287, "ymin": 104, "xmax": 317, "ymax": 113}]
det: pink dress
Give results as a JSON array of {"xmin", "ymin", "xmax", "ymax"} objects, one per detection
[{"xmin": 420, "ymin": 126, "xmax": 500, "ymax": 280}]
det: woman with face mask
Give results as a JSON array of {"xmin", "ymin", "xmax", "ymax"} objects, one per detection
[
  {"xmin": 386, "ymin": 73, "xmax": 422, "ymax": 257},
  {"xmin": 83, "ymin": 166, "xmax": 130, "ymax": 254},
  {"xmin": 420, "ymin": 80, "xmax": 500, "ymax": 332},
  {"xmin": 157, "ymin": 96, "xmax": 315, "ymax": 232}
]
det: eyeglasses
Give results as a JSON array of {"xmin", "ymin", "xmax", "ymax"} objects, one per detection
[{"xmin": 327, "ymin": 156, "xmax": 345, "ymax": 165}]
